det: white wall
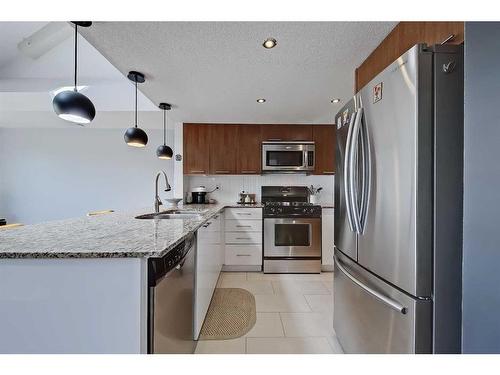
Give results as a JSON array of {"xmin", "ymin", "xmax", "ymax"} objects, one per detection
[
  {"xmin": 185, "ymin": 174, "xmax": 334, "ymax": 204},
  {"xmin": 0, "ymin": 127, "xmax": 178, "ymax": 224}
]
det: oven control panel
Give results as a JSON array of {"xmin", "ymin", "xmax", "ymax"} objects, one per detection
[{"xmin": 263, "ymin": 205, "xmax": 322, "ymax": 218}]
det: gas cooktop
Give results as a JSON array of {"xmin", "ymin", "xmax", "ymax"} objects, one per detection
[{"xmin": 261, "ymin": 186, "xmax": 321, "ymax": 218}]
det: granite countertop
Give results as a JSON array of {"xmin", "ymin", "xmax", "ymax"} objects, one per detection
[
  {"xmin": 223, "ymin": 203, "xmax": 264, "ymax": 208},
  {"xmin": 0, "ymin": 203, "xmax": 337, "ymax": 259},
  {"xmin": 0, "ymin": 203, "xmax": 259, "ymax": 259}
]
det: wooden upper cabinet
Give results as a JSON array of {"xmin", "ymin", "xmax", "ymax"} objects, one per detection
[
  {"xmin": 261, "ymin": 124, "xmax": 312, "ymax": 141},
  {"xmin": 183, "ymin": 123, "xmax": 210, "ymax": 175},
  {"xmin": 183, "ymin": 123, "xmax": 329, "ymax": 176},
  {"xmin": 355, "ymin": 22, "xmax": 464, "ymax": 92},
  {"xmin": 209, "ymin": 124, "xmax": 239, "ymax": 175},
  {"xmin": 237, "ymin": 124, "xmax": 261, "ymax": 174},
  {"xmin": 313, "ymin": 125, "xmax": 336, "ymax": 175}
]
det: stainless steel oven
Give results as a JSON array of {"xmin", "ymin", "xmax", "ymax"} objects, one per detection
[
  {"xmin": 262, "ymin": 186, "xmax": 322, "ymax": 273},
  {"xmin": 262, "ymin": 141, "xmax": 315, "ymax": 173},
  {"xmin": 264, "ymin": 217, "xmax": 321, "ymax": 257}
]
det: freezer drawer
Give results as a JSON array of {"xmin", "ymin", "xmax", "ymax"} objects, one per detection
[{"xmin": 333, "ymin": 249, "xmax": 431, "ymax": 353}]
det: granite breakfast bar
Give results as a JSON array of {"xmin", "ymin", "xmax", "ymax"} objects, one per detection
[{"xmin": 0, "ymin": 204, "xmax": 227, "ymax": 354}]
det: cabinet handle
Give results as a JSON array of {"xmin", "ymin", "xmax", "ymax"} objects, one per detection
[
  {"xmin": 323, "ymin": 171, "xmax": 335, "ymax": 174},
  {"xmin": 241, "ymin": 170, "xmax": 257, "ymax": 174},
  {"xmin": 236, "ymin": 237, "xmax": 252, "ymax": 240},
  {"xmin": 236, "ymin": 213, "xmax": 252, "ymax": 216},
  {"xmin": 236, "ymin": 225, "xmax": 252, "ymax": 228},
  {"xmin": 236, "ymin": 254, "xmax": 251, "ymax": 257},
  {"xmin": 215, "ymin": 170, "xmax": 230, "ymax": 174},
  {"xmin": 190, "ymin": 170, "xmax": 205, "ymax": 173}
]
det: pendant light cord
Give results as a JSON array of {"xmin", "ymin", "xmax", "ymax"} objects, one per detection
[
  {"xmin": 74, "ymin": 24, "xmax": 78, "ymax": 91},
  {"xmin": 134, "ymin": 79, "xmax": 138, "ymax": 128},
  {"xmin": 163, "ymin": 109, "xmax": 167, "ymax": 145}
]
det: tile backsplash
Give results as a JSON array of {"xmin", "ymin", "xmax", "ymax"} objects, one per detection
[{"xmin": 184, "ymin": 174, "xmax": 334, "ymax": 204}]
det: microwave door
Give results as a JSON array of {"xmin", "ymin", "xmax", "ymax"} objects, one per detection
[
  {"xmin": 267, "ymin": 150, "xmax": 304, "ymax": 169},
  {"xmin": 262, "ymin": 142, "xmax": 315, "ymax": 172}
]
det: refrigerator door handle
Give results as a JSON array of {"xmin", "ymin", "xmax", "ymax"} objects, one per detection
[
  {"xmin": 334, "ymin": 253, "xmax": 407, "ymax": 314},
  {"xmin": 344, "ymin": 110, "xmax": 357, "ymax": 232},
  {"xmin": 349, "ymin": 107, "xmax": 363, "ymax": 234},
  {"xmin": 358, "ymin": 107, "xmax": 371, "ymax": 234}
]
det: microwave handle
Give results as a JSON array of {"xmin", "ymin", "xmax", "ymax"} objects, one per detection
[{"xmin": 308, "ymin": 150, "xmax": 314, "ymax": 167}]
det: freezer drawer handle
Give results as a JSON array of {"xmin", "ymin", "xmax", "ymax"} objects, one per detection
[{"xmin": 334, "ymin": 254, "xmax": 407, "ymax": 315}]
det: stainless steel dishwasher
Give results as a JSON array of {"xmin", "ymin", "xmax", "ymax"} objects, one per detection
[{"xmin": 147, "ymin": 233, "xmax": 196, "ymax": 354}]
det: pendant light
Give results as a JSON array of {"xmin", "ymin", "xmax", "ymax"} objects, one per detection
[
  {"xmin": 124, "ymin": 71, "xmax": 148, "ymax": 147},
  {"xmin": 53, "ymin": 21, "xmax": 96, "ymax": 125},
  {"xmin": 156, "ymin": 103, "xmax": 173, "ymax": 159}
]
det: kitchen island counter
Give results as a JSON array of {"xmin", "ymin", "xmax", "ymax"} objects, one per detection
[
  {"xmin": 0, "ymin": 203, "xmax": 252, "ymax": 353},
  {"xmin": 0, "ymin": 204, "xmax": 229, "ymax": 259}
]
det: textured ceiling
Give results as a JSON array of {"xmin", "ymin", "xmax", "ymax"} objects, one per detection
[
  {"xmin": 80, "ymin": 22, "xmax": 396, "ymax": 124},
  {"xmin": 0, "ymin": 22, "xmax": 157, "ymax": 128}
]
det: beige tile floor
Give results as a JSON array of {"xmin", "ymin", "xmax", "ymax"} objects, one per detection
[{"xmin": 195, "ymin": 271, "xmax": 344, "ymax": 354}]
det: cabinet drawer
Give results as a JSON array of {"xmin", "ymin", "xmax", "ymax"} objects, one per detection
[
  {"xmin": 197, "ymin": 230, "xmax": 221, "ymax": 244},
  {"xmin": 201, "ymin": 216, "xmax": 221, "ymax": 232},
  {"xmin": 225, "ymin": 231, "xmax": 262, "ymax": 244},
  {"xmin": 225, "ymin": 208, "xmax": 262, "ymax": 220},
  {"xmin": 225, "ymin": 219, "xmax": 262, "ymax": 232},
  {"xmin": 225, "ymin": 245, "xmax": 262, "ymax": 266}
]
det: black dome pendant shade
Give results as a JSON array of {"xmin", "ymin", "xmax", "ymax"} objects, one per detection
[
  {"xmin": 53, "ymin": 22, "xmax": 95, "ymax": 125},
  {"xmin": 156, "ymin": 103, "xmax": 173, "ymax": 159},
  {"xmin": 124, "ymin": 71, "xmax": 148, "ymax": 147}
]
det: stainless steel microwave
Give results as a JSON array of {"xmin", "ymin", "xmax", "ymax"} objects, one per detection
[{"xmin": 262, "ymin": 141, "xmax": 315, "ymax": 173}]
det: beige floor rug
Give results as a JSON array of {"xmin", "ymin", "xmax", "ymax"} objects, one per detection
[{"xmin": 199, "ymin": 288, "xmax": 256, "ymax": 340}]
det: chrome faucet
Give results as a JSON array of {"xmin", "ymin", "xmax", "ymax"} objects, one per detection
[{"xmin": 154, "ymin": 170, "xmax": 171, "ymax": 213}]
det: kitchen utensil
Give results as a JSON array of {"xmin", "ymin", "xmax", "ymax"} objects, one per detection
[{"xmin": 191, "ymin": 186, "xmax": 208, "ymax": 204}]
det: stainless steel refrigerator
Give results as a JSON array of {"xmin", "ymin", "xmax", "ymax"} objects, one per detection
[{"xmin": 333, "ymin": 44, "xmax": 463, "ymax": 354}]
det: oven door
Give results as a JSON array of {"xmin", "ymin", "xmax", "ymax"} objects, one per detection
[
  {"xmin": 264, "ymin": 218, "xmax": 321, "ymax": 257},
  {"xmin": 262, "ymin": 143, "xmax": 314, "ymax": 172}
]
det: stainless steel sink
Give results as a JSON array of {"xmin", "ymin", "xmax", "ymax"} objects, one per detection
[{"xmin": 135, "ymin": 210, "xmax": 206, "ymax": 220}]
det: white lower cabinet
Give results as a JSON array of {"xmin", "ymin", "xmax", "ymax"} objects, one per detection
[
  {"xmin": 225, "ymin": 245, "xmax": 262, "ymax": 265},
  {"xmin": 194, "ymin": 211, "xmax": 223, "ymax": 339},
  {"xmin": 224, "ymin": 231, "xmax": 262, "ymax": 244},
  {"xmin": 224, "ymin": 208, "xmax": 262, "ymax": 270},
  {"xmin": 322, "ymin": 208, "xmax": 335, "ymax": 268}
]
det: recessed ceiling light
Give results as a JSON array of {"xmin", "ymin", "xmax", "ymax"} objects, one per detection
[
  {"xmin": 262, "ymin": 38, "xmax": 277, "ymax": 49},
  {"xmin": 257, "ymin": 98, "xmax": 266, "ymax": 103},
  {"xmin": 331, "ymin": 98, "xmax": 341, "ymax": 104}
]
